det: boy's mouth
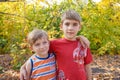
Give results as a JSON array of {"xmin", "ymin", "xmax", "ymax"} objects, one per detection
[{"xmin": 67, "ymin": 32, "xmax": 74, "ymax": 35}]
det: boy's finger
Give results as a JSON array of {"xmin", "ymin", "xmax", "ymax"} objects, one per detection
[
  {"xmin": 20, "ymin": 74, "xmax": 24, "ymax": 80},
  {"xmin": 23, "ymin": 70, "xmax": 27, "ymax": 80},
  {"xmin": 79, "ymin": 35, "xmax": 90, "ymax": 48},
  {"xmin": 79, "ymin": 39, "xmax": 86, "ymax": 48},
  {"xmin": 20, "ymin": 68, "xmax": 27, "ymax": 80}
]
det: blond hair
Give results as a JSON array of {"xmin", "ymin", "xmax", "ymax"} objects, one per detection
[
  {"xmin": 61, "ymin": 9, "xmax": 82, "ymax": 24},
  {"xmin": 27, "ymin": 29, "xmax": 48, "ymax": 46}
]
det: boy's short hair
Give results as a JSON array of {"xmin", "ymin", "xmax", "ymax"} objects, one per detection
[
  {"xmin": 27, "ymin": 28, "xmax": 48, "ymax": 46},
  {"xmin": 61, "ymin": 9, "xmax": 82, "ymax": 23}
]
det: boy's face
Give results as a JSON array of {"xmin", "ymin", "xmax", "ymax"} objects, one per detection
[
  {"xmin": 32, "ymin": 37, "xmax": 49, "ymax": 57},
  {"xmin": 60, "ymin": 19, "xmax": 81, "ymax": 40}
]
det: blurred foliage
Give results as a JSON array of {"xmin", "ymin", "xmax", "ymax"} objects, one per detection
[
  {"xmin": 80, "ymin": 0, "xmax": 120, "ymax": 55},
  {"xmin": 0, "ymin": 0, "xmax": 120, "ymax": 69}
]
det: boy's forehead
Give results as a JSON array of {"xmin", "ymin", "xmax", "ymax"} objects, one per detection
[
  {"xmin": 63, "ymin": 19, "xmax": 80, "ymax": 23},
  {"xmin": 35, "ymin": 37, "xmax": 49, "ymax": 43},
  {"xmin": 36, "ymin": 36, "xmax": 48, "ymax": 40},
  {"xmin": 38, "ymin": 36, "xmax": 48, "ymax": 40}
]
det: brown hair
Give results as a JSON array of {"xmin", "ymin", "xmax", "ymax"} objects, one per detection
[
  {"xmin": 27, "ymin": 28, "xmax": 48, "ymax": 46},
  {"xmin": 61, "ymin": 9, "xmax": 82, "ymax": 24}
]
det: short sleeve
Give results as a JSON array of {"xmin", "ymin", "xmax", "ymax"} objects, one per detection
[{"xmin": 84, "ymin": 48, "xmax": 93, "ymax": 65}]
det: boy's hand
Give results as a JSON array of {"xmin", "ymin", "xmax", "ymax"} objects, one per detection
[
  {"xmin": 76, "ymin": 35, "xmax": 90, "ymax": 48},
  {"xmin": 20, "ymin": 65, "xmax": 28, "ymax": 80}
]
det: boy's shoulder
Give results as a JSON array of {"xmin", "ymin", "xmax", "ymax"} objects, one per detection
[
  {"xmin": 48, "ymin": 53, "xmax": 55, "ymax": 57},
  {"xmin": 50, "ymin": 38, "xmax": 78, "ymax": 44},
  {"xmin": 51, "ymin": 38, "xmax": 63, "ymax": 41},
  {"xmin": 50, "ymin": 38, "xmax": 64, "ymax": 43},
  {"xmin": 29, "ymin": 54, "xmax": 36, "ymax": 60}
]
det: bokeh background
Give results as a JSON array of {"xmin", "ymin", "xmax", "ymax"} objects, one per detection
[{"xmin": 0, "ymin": 0, "xmax": 120, "ymax": 79}]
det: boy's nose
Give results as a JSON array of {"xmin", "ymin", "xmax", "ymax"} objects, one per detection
[
  {"xmin": 68, "ymin": 25, "xmax": 73, "ymax": 30},
  {"xmin": 39, "ymin": 44, "xmax": 44, "ymax": 49}
]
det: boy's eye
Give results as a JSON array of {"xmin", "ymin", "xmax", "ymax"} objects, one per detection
[
  {"xmin": 35, "ymin": 43, "xmax": 40, "ymax": 46},
  {"xmin": 43, "ymin": 41, "xmax": 48, "ymax": 44},
  {"xmin": 73, "ymin": 23, "xmax": 78, "ymax": 26},
  {"xmin": 65, "ymin": 22, "xmax": 70, "ymax": 26}
]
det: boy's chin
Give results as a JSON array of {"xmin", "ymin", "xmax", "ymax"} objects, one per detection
[{"xmin": 65, "ymin": 37, "xmax": 76, "ymax": 41}]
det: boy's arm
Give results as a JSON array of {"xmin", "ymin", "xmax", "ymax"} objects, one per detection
[
  {"xmin": 85, "ymin": 63, "xmax": 92, "ymax": 80},
  {"xmin": 20, "ymin": 62, "xmax": 29, "ymax": 80},
  {"xmin": 76, "ymin": 35, "xmax": 90, "ymax": 48},
  {"xmin": 25, "ymin": 59, "xmax": 32, "ymax": 80}
]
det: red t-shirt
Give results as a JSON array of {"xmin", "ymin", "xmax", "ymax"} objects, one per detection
[{"xmin": 49, "ymin": 38, "xmax": 93, "ymax": 80}]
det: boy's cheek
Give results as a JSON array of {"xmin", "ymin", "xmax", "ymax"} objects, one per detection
[{"xmin": 29, "ymin": 46, "xmax": 33, "ymax": 50}]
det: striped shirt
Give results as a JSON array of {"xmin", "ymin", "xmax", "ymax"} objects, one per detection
[{"xmin": 30, "ymin": 53, "xmax": 56, "ymax": 80}]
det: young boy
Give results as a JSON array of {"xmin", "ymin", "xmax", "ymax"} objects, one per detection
[
  {"xmin": 24, "ymin": 29, "xmax": 56, "ymax": 80},
  {"xmin": 20, "ymin": 9, "xmax": 93, "ymax": 80}
]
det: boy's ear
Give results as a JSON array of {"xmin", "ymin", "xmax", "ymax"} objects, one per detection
[
  {"xmin": 79, "ymin": 24, "xmax": 82, "ymax": 31},
  {"xmin": 60, "ymin": 23, "xmax": 63, "ymax": 30},
  {"xmin": 79, "ymin": 26, "xmax": 81, "ymax": 31},
  {"xmin": 29, "ymin": 46, "xmax": 33, "ymax": 50}
]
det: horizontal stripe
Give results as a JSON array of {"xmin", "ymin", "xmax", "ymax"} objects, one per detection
[
  {"xmin": 33, "ymin": 61, "xmax": 56, "ymax": 71},
  {"xmin": 32, "ymin": 63, "xmax": 56, "ymax": 75},
  {"xmin": 32, "ymin": 73, "xmax": 56, "ymax": 80},
  {"xmin": 30, "ymin": 53, "xmax": 56, "ymax": 80},
  {"xmin": 32, "ymin": 69, "xmax": 56, "ymax": 78},
  {"xmin": 33, "ymin": 58, "xmax": 55, "ymax": 67},
  {"xmin": 32, "ymin": 55, "xmax": 55, "ymax": 67},
  {"xmin": 49, "ymin": 76, "xmax": 56, "ymax": 80}
]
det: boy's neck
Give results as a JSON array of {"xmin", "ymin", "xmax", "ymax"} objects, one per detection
[
  {"xmin": 35, "ymin": 53, "xmax": 49, "ymax": 58},
  {"xmin": 64, "ymin": 37, "xmax": 76, "ymax": 41}
]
